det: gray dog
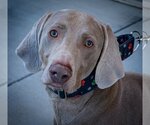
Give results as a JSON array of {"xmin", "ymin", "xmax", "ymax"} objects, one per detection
[{"xmin": 16, "ymin": 9, "xmax": 142, "ymax": 125}]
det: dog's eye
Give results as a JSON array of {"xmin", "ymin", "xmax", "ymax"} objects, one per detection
[
  {"xmin": 84, "ymin": 39, "xmax": 94, "ymax": 48},
  {"xmin": 49, "ymin": 29, "xmax": 58, "ymax": 38}
]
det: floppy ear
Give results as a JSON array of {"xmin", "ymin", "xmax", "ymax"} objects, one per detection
[
  {"xmin": 95, "ymin": 24, "xmax": 124, "ymax": 89},
  {"xmin": 16, "ymin": 12, "xmax": 52, "ymax": 73}
]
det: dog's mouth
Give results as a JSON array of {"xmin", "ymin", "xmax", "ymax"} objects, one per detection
[
  {"xmin": 44, "ymin": 82, "xmax": 63, "ymax": 89},
  {"xmin": 43, "ymin": 80, "xmax": 79, "ymax": 93}
]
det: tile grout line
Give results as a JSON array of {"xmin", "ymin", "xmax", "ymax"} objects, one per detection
[
  {"xmin": 8, "ymin": 73, "xmax": 33, "ymax": 87},
  {"xmin": 114, "ymin": 18, "xmax": 142, "ymax": 33},
  {"xmin": 0, "ymin": 82, "xmax": 7, "ymax": 87},
  {"xmin": 8, "ymin": 18, "xmax": 142, "ymax": 87},
  {"xmin": 143, "ymin": 18, "xmax": 150, "ymax": 23}
]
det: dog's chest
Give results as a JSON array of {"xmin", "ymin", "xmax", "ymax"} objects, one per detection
[{"xmin": 53, "ymin": 99, "xmax": 87, "ymax": 125}]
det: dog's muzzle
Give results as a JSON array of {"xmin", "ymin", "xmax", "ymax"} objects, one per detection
[{"xmin": 49, "ymin": 64, "xmax": 72, "ymax": 84}]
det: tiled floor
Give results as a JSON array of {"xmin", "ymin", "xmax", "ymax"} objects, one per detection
[{"xmin": 7, "ymin": 0, "xmax": 142, "ymax": 125}]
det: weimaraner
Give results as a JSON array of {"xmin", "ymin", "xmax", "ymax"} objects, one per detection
[{"xmin": 16, "ymin": 9, "xmax": 142, "ymax": 125}]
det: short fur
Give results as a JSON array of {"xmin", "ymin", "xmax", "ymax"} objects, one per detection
[{"xmin": 16, "ymin": 9, "xmax": 142, "ymax": 125}]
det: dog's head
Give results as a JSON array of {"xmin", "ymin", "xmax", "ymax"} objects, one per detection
[{"xmin": 16, "ymin": 9, "xmax": 124, "ymax": 93}]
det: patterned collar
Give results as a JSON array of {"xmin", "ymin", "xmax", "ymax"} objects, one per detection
[{"xmin": 48, "ymin": 34, "xmax": 135, "ymax": 99}]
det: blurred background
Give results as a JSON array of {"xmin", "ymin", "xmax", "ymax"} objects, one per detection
[
  {"xmin": 1, "ymin": 0, "xmax": 145, "ymax": 125},
  {"xmin": 0, "ymin": 0, "xmax": 7, "ymax": 125},
  {"xmin": 143, "ymin": 0, "xmax": 150, "ymax": 125}
]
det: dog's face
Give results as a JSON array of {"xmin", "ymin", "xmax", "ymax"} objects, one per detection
[
  {"xmin": 16, "ymin": 9, "xmax": 124, "ymax": 93},
  {"xmin": 39, "ymin": 10, "xmax": 104, "ymax": 92}
]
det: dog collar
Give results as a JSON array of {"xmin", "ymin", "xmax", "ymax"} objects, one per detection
[
  {"xmin": 117, "ymin": 33, "xmax": 138, "ymax": 60},
  {"xmin": 48, "ymin": 33, "xmax": 138, "ymax": 99}
]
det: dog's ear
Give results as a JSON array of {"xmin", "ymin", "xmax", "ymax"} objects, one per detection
[
  {"xmin": 95, "ymin": 24, "xmax": 124, "ymax": 89},
  {"xmin": 16, "ymin": 12, "xmax": 52, "ymax": 73}
]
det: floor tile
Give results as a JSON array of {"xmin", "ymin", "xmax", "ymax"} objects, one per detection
[{"xmin": 8, "ymin": 72, "xmax": 54, "ymax": 125}]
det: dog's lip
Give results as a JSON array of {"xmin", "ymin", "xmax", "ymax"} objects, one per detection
[{"xmin": 44, "ymin": 82, "xmax": 63, "ymax": 89}]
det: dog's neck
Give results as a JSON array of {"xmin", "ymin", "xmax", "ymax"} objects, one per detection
[
  {"xmin": 51, "ymin": 90, "xmax": 94, "ymax": 125},
  {"xmin": 46, "ymin": 82, "xmax": 120, "ymax": 125}
]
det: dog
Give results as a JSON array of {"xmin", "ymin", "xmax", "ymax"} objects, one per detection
[{"xmin": 16, "ymin": 9, "xmax": 142, "ymax": 125}]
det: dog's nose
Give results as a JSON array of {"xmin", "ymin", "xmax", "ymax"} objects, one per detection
[{"xmin": 49, "ymin": 64, "xmax": 72, "ymax": 84}]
